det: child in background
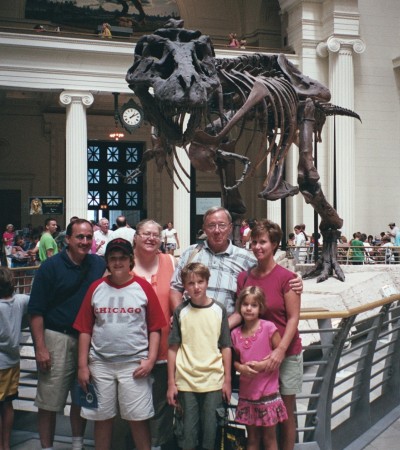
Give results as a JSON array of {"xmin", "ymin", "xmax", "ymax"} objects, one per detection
[
  {"xmin": 73, "ymin": 238, "xmax": 166, "ymax": 450},
  {"xmin": 167, "ymin": 262, "xmax": 232, "ymax": 450},
  {"xmin": 231, "ymin": 286, "xmax": 287, "ymax": 450},
  {"xmin": 0, "ymin": 267, "xmax": 29, "ymax": 450}
]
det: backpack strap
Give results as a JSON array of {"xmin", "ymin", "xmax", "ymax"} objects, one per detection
[{"xmin": 186, "ymin": 243, "xmax": 204, "ymax": 265}]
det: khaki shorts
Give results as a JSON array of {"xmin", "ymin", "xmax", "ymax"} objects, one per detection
[
  {"xmin": 35, "ymin": 329, "xmax": 78, "ymax": 412},
  {"xmin": 81, "ymin": 359, "xmax": 154, "ymax": 421},
  {"xmin": 280, "ymin": 353, "xmax": 303, "ymax": 396},
  {"xmin": 0, "ymin": 365, "xmax": 20, "ymax": 402}
]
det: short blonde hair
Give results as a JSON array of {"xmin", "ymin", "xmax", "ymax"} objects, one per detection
[{"xmin": 135, "ymin": 219, "xmax": 162, "ymax": 235}]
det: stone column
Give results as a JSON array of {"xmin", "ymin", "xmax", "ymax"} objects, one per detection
[
  {"xmin": 59, "ymin": 91, "xmax": 94, "ymax": 221},
  {"xmin": 317, "ymin": 37, "xmax": 365, "ymax": 237},
  {"xmin": 173, "ymin": 151, "xmax": 191, "ymax": 255},
  {"xmin": 173, "ymin": 116, "xmax": 191, "ymax": 254},
  {"xmin": 267, "ymin": 199, "xmax": 281, "ymax": 224}
]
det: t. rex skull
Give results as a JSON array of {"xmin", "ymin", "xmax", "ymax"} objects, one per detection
[{"xmin": 126, "ymin": 25, "xmax": 221, "ymax": 144}]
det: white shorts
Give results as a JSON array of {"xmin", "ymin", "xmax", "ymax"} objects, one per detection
[{"xmin": 81, "ymin": 359, "xmax": 154, "ymax": 421}]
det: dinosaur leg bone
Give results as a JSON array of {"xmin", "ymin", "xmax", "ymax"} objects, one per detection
[
  {"xmin": 297, "ymin": 99, "xmax": 321, "ymax": 186},
  {"xmin": 298, "ymin": 99, "xmax": 344, "ymax": 282}
]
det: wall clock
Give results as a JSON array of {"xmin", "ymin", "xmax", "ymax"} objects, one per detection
[{"xmin": 119, "ymin": 98, "xmax": 144, "ymax": 132}]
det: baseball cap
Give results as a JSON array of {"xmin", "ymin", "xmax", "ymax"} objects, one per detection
[
  {"xmin": 389, "ymin": 222, "xmax": 395, "ymax": 227},
  {"xmin": 105, "ymin": 238, "xmax": 133, "ymax": 258}
]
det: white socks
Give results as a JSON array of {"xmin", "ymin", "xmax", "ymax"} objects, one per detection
[{"xmin": 72, "ymin": 436, "xmax": 84, "ymax": 450}]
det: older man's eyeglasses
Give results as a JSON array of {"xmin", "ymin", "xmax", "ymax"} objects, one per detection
[
  {"xmin": 205, "ymin": 223, "xmax": 230, "ymax": 231},
  {"xmin": 137, "ymin": 233, "xmax": 161, "ymax": 241}
]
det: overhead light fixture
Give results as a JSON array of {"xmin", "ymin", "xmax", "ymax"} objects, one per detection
[{"xmin": 109, "ymin": 127, "xmax": 124, "ymax": 141}]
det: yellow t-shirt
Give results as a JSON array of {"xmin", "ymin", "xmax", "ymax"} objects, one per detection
[{"xmin": 169, "ymin": 300, "xmax": 231, "ymax": 392}]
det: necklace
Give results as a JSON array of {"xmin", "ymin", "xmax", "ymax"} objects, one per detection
[{"xmin": 239, "ymin": 322, "xmax": 262, "ymax": 349}]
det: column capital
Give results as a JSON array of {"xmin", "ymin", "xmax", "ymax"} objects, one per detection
[
  {"xmin": 59, "ymin": 90, "xmax": 94, "ymax": 108},
  {"xmin": 316, "ymin": 36, "xmax": 366, "ymax": 58}
]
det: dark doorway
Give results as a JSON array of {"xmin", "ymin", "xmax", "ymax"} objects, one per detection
[{"xmin": 0, "ymin": 190, "xmax": 21, "ymax": 233}]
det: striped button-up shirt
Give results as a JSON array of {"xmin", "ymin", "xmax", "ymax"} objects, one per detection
[{"xmin": 170, "ymin": 240, "xmax": 256, "ymax": 315}]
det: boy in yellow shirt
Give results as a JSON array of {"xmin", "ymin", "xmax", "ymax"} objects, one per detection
[{"xmin": 167, "ymin": 262, "xmax": 231, "ymax": 450}]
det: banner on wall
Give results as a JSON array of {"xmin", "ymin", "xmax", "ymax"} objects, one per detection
[
  {"xmin": 29, "ymin": 197, "xmax": 64, "ymax": 215},
  {"xmin": 25, "ymin": 0, "xmax": 180, "ymax": 34}
]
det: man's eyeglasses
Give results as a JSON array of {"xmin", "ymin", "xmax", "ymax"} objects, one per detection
[
  {"xmin": 205, "ymin": 223, "xmax": 230, "ymax": 231},
  {"xmin": 137, "ymin": 233, "xmax": 161, "ymax": 241}
]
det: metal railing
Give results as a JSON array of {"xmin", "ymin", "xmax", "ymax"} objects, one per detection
[
  {"xmin": 10, "ymin": 266, "xmax": 400, "ymax": 449},
  {"xmin": 286, "ymin": 245, "xmax": 400, "ymax": 265},
  {"xmin": 295, "ymin": 295, "xmax": 400, "ymax": 449}
]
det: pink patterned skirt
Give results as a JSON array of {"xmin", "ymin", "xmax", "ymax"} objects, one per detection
[{"xmin": 235, "ymin": 393, "xmax": 288, "ymax": 427}]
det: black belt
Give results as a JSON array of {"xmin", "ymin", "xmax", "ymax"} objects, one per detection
[{"xmin": 47, "ymin": 325, "xmax": 79, "ymax": 337}]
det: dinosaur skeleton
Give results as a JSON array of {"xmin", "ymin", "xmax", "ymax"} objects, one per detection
[{"xmin": 125, "ymin": 20, "xmax": 361, "ymax": 282}]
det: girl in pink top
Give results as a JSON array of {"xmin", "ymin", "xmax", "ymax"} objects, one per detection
[{"xmin": 231, "ymin": 286, "xmax": 287, "ymax": 450}]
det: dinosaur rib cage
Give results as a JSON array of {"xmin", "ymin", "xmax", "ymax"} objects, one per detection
[{"xmin": 213, "ymin": 57, "xmax": 299, "ymax": 178}]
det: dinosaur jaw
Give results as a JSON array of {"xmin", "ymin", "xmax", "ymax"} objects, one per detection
[{"xmin": 133, "ymin": 87, "xmax": 203, "ymax": 145}]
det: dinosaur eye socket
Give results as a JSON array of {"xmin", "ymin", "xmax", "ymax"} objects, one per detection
[
  {"xmin": 142, "ymin": 41, "xmax": 164, "ymax": 60},
  {"xmin": 195, "ymin": 43, "xmax": 206, "ymax": 62}
]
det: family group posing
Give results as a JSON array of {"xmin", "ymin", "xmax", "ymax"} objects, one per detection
[{"xmin": 0, "ymin": 207, "xmax": 303, "ymax": 450}]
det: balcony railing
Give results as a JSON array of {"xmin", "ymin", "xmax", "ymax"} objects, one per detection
[
  {"xmin": 286, "ymin": 245, "xmax": 400, "ymax": 265},
  {"xmin": 10, "ymin": 266, "xmax": 400, "ymax": 449}
]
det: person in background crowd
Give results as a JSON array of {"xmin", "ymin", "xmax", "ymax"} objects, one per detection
[
  {"xmin": 55, "ymin": 216, "xmax": 79, "ymax": 252},
  {"xmin": 379, "ymin": 235, "xmax": 395, "ymax": 264},
  {"xmin": 293, "ymin": 225, "xmax": 306, "ymax": 264},
  {"xmin": 241, "ymin": 219, "xmax": 250, "ymax": 248},
  {"xmin": 164, "ymin": 221, "xmax": 180, "ymax": 256},
  {"xmin": 242, "ymin": 219, "xmax": 257, "ymax": 250},
  {"xmin": 38, "ymin": 218, "xmax": 58, "ymax": 262},
  {"xmin": 28, "ymin": 219, "xmax": 106, "ymax": 450},
  {"xmin": 227, "ymin": 32, "xmax": 240, "ymax": 48},
  {"xmin": 387, "ymin": 222, "xmax": 400, "ymax": 262},
  {"xmin": 27, "ymin": 230, "xmax": 42, "ymax": 266},
  {"xmin": 349, "ymin": 232, "xmax": 364, "ymax": 265},
  {"xmin": 93, "ymin": 218, "xmax": 113, "ymax": 257},
  {"xmin": 387, "ymin": 222, "xmax": 399, "ymax": 243},
  {"xmin": 2, "ymin": 224, "xmax": 15, "ymax": 268},
  {"xmin": 160, "ymin": 224, "xmax": 168, "ymax": 253},
  {"xmin": 360, "ymin": 233, "xmax": 374, "ymax": 264},
  {"xmin": 112, "ymin": 215, "xmax": 135, "ymax": 246},
  {"xmin": 11, "ymin": 235, "xmax": 32, "ymax": 293},
  {"xmin": 307, "ymin": 232, "xmax": 321, "ymax": 263}
]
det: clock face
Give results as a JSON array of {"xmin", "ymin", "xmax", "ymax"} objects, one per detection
[{"xmin": 122, "ymin": 107, "xmax": 142, "ymax": 127}]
